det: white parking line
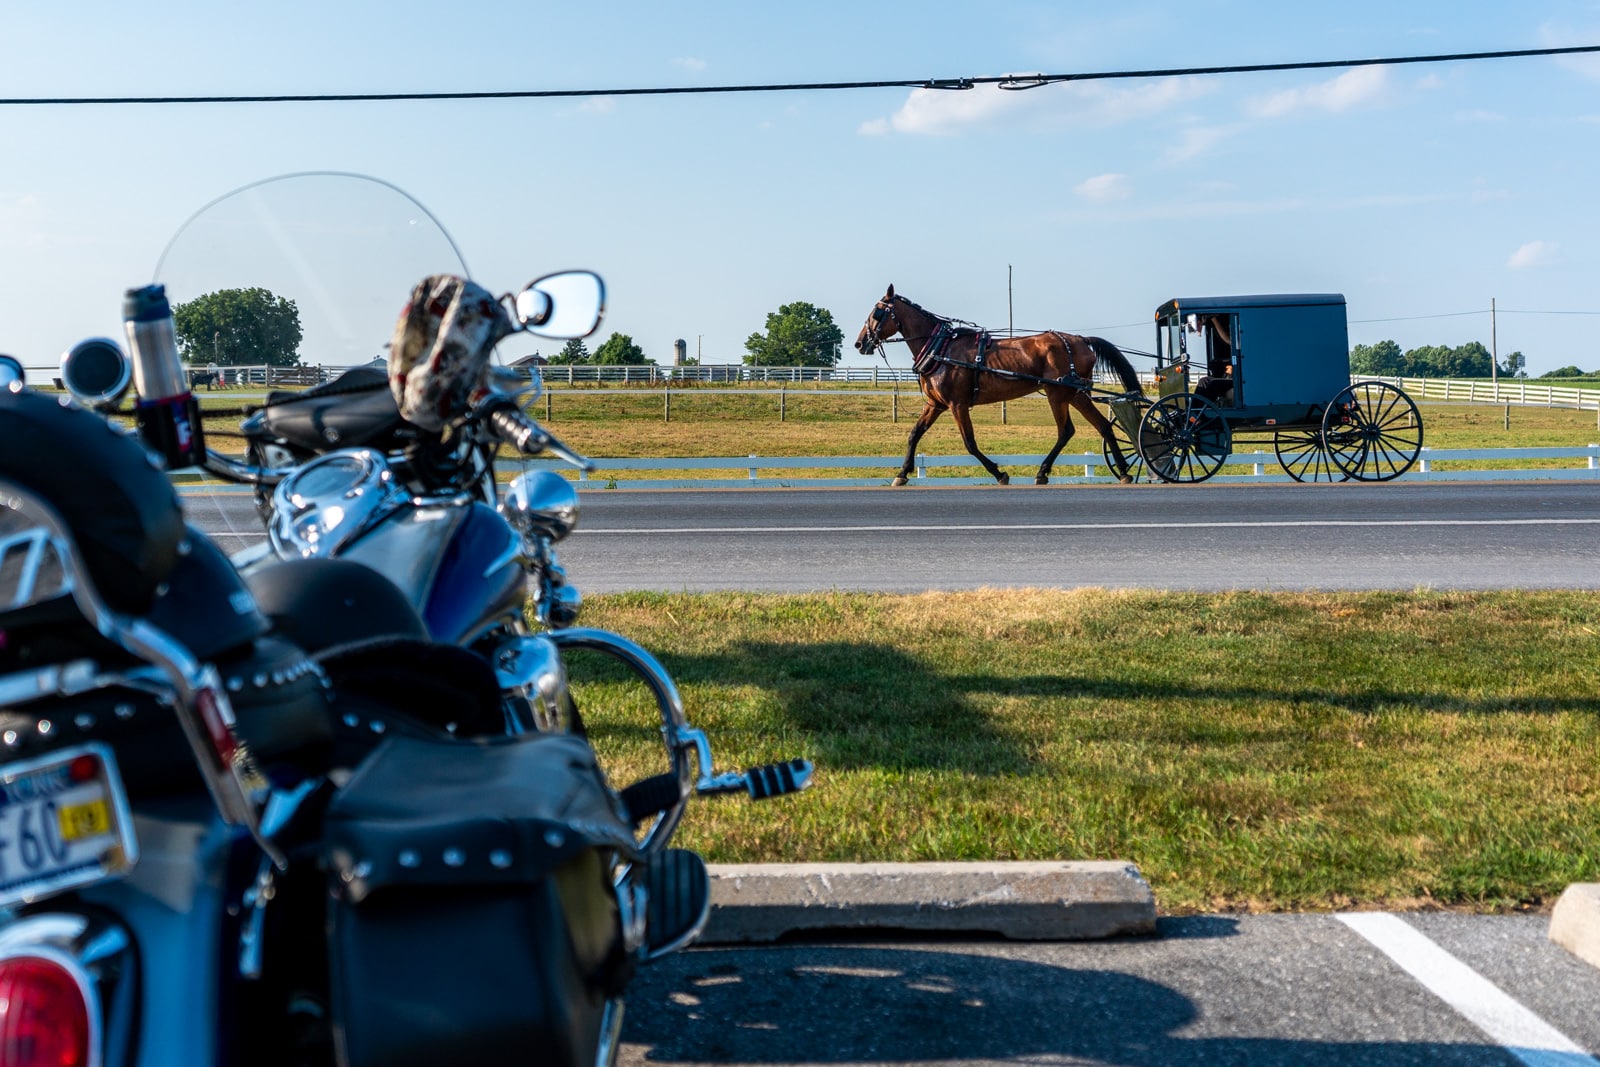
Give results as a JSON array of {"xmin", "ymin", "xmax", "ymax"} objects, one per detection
[
  {"xmin": 1338, "ymin": 913, "xmax": 1597, "ymax": 1066},
  {"xmin": 582, "ymin": 518, "xmax": 1600, "ymax": 535}
]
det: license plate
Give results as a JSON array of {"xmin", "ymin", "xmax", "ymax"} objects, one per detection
[{"xmin": 0, "ymin": 743, "xmax": 138, "ymax": 907}]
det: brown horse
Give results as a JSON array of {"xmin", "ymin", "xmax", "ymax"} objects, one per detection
[{"xmin": 853, "ymin": 285, "xmax": 1143, "ymax": 486}]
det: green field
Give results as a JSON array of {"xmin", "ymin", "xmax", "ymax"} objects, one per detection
[{"xmin": 195, "ymin": 382, "xmax": 1600, "ymax": 472}]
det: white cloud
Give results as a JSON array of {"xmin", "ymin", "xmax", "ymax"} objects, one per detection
[
  {"xmin": 670, "ymin": 57, "xmax": 707, "ymax": 72},
  {"xmin": 1455, "ymin": 110, "xmax": 1504, "ymax": 123},
  {"xmin": 1508, "ymin": 240, "xmax": 1558, "ymax": 270},
  {"xmin": 1162, "ymin": 124, "xmax": 1239, "ymax": 164},
  {"xmin": 858, "ymin": 76, "xmax": 1212, "ymax": 137},
  {"xmin": 1542, "ymin": 23, "xmax": 1600, "ymax": 80},
  {"xmin": 1246, "ymin": 66, "xmax": 1389, "ymax": 119},
  {"xmin": 1074, "ymin": 173, "xmax": 1130, "ymax": 201}
]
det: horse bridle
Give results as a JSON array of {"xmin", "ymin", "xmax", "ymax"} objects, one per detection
[{"xmin": 862, "ymin": 298, "xmax": 905, "ymax": 356}]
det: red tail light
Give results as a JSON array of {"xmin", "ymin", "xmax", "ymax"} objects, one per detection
[{"xmin": 0, "ymin": 955, "xmax": 91, "ymax": 1067}]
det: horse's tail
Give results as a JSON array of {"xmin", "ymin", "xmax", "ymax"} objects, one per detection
[{"xmin": 1085, "ymin": 336, "xmax": 1144, "ymax": 396}]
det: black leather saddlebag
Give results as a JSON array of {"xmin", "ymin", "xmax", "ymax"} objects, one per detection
[
  {"xmin": 322, "ymin": 732, "xmax": 637, "ymax": 1067},
  {"xmin": 0, "ymin": 634, "xmax": 334, "ymax": 796}
]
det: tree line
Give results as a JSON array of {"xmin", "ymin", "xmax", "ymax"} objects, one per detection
[
  {"xmin": 1350, "ymin": 340, "xmax": 1596, "ymax": 380},
  {"xmin": 172, "ymin": 286, "xmax": 849, "ymax": 370}
]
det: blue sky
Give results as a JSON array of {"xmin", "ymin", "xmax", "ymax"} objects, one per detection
[{"xmin": 3, "ymin": 1, "xmax": 1599, "ymax": 376}]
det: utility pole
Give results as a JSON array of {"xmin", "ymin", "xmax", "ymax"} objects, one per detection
[
  {"xmin": 1491, "ymin": 298, "xmax": 1498, "ymax": 385},
  {"xmin": 1007, "ymin": 265, "xmax": 1014, "ymax": 338}
]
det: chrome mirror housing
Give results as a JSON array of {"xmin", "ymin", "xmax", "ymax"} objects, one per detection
[
  {"xmin": 502, "ymin": 471, "xmax": 579, "ymax": 543},
  {"xmin": 0, "ymin": 355, "xmax": 23, "ymax": 393},
  {"xmin": 513, "ymin": 271, "xmax": 605, "ymax": 339},
  {"xmin": 60, "ymin": 339, "xmax": 132, "ymax": 411}
]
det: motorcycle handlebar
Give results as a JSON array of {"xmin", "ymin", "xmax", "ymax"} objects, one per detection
[{"xmin": 487, "ymin": 406, "xmax": 594, "ymax": 472}]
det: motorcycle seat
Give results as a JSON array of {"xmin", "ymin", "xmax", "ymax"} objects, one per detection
[{"xmin": 259, "ymin": 369, "xmax": 413, "ymax": 453}]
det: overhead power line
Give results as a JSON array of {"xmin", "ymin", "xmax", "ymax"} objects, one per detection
[{"xmin": 2, "ymin": 44, "xmax": 1597, "ymax": 106}]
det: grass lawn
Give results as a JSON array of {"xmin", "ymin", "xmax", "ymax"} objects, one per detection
[
  {"xmin": 567, "ymin": 589, "xmax": 1600, "ymax": 914},
  {"xmin": 186, "ymin": 387, "xmax": 1599, "ymax": 913}
]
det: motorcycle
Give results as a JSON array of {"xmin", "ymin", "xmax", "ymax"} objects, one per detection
[
  {"xmin": 0, "ymin": 174, "xmax": 812, "ymax": 1067},
  {"xmin": 158, "ymin": 176, "xmax": 813, "ymax": 835}
]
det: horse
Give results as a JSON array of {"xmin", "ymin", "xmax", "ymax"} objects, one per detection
[{"xmin": 853, "ymin": 284, "xmax": 1144, "ymax": 486}]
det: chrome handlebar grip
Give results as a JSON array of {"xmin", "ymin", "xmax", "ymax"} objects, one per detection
[{"xmin": 487, "ymin": 406, "xmax": 594, "ymax": 472}]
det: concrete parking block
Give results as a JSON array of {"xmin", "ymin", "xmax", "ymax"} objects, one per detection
[
  {"xmin": 1550, "ymin": 883, "xmax": 1600, "ymax": 970},
  {"xmin": 702, "ymin": 860, "xmax": 1156, "ymax": 943}
]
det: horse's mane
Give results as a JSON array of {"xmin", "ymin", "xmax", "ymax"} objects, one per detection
[{"xmin": 891, "ymin": 294, "xmax": 982, "ymax": 335}]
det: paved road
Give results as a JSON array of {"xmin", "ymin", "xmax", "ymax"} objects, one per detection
[
  {"xmin": 621, "ymin": 914, "xmax": 1600, "ymax": 1065},
  {"xmin": 556, "ymin": 481, "xmax": 1600, "ymax": 593},
  {"xmin": 187, "ymin": 481, "xmax": 1600, "ymax": 590}
]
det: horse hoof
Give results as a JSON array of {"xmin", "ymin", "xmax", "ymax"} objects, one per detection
[
  {"xmin": 1119, "ymin": 475, "xmax": 1134, "ymax": 485},
  {"xmin": 1035, "ymin": 475, "xmax": 1049, "ymax": 486},
  {"xmin": 995, "ymin": 473, "xmax": 1010, "ymax": 486},
  {"xmin": 891, "ymin": 476, "xmax": 908, "ymax": 487}
]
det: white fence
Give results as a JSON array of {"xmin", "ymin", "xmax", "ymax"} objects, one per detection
[
  {"xmin": 510, "ymin": 445, "xmax": 1600, "ymax": 489},
  {"xmin": 1379, "ymin": 377, "xmax": 1600, "ymax": 411}
]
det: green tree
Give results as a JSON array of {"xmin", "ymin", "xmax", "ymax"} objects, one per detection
[
  {"xmin": 1540, "ymin": 365, "xmax": 1586, "ymax": 378},
  {"xmin": 173, "ymin": 287, "xmax": 303, "ymax": 368},
  {"xmin": 744, "ymin": 301, "xmax": 844, "ymax": 367},
  {"xmin": 1500, "ymin": 351, "xmax": 1526, "ymax": 378},
  {"xmin": 548, "ymin": 338, "xmax": 591, "ymax": 365},
  {"xmin": 1349, "ymin": 340, "xmax": 1404, "ymax": 375},
  {"xmin": 1402, "ymin": 344, "xmax": 1452, "ymax": 378},
  {"xmin": 592, "ymin": 333, "xmax": 649, "ymax": 365},
  {"xmin": 1442, "ymin": 341, "xmax": 1493, "ymax": 378}
]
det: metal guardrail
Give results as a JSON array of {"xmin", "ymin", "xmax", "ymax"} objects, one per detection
[{"xmin": 506, "ymin": 445, "xmax": 1600, "ymax": 489}]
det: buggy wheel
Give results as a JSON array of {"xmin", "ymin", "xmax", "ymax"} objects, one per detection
[
  {"xmin": 1101, "ymin": 400, "xmax": 1147, "ymax": 483},
  {"xmin": 1138, "ymin": 392, "xmax": 1231, "ymax": 484},
  {"xmin": 1322, "ymin": 381, "xmax": 1423, "ymax": 481},
  {"xmin": 1273, "ymin": 427, "xmax": 1349, "ymax": 483}
]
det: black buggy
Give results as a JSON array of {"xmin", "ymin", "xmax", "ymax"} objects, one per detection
[{"xmin": 1103, "ymin": 293, "xmax": 1423, "ymax": 484}]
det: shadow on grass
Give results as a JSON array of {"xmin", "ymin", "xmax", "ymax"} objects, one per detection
[{"xmin": 616, "ymin": 639, "xmax": 1600, "ymax": 778}]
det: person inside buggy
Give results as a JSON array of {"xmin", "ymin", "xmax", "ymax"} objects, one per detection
[{"xmin": 1192, "ymin": 313, "xmax": 1236, "ymax": 406}]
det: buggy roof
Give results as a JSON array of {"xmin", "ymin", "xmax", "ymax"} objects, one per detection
[{"xmin": 1155, "ymin": 293, "xmax": 1345, "ymax": 318}]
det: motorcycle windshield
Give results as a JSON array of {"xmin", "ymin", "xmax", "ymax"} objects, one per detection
[{"xmin": 154, "ymin": 172, "xmax": 471, "ymax": 373}]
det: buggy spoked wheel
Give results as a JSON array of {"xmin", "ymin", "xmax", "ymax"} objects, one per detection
[
  {"xmin": 1274, "ymin": 427, "xmax": 1349, "ymax": 483},
  {"xmin": 1101, "ymin": 399, "xmax": 1147, "ymax": 483},
  {"xmin": 1321, "ymin": 381, "xmax": 1423, "ymax": 482},
  {"xmin": 1138, "ymin": 391, "xmax": 1231, "ymax": 484}
]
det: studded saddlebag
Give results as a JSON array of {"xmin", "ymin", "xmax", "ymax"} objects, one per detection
[{"xmin": 321, "ymin": 731, "xmax": 639, "ymax": 1067}]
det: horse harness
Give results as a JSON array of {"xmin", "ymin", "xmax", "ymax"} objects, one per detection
[{"xmin": 871, "ymin": 299, "xmax": 1094, "ymax": 398}]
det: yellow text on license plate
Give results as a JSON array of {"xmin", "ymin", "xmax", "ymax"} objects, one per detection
[{"xmin": 58, "ymin": 799, "xmax": 111, "ymax": 842}]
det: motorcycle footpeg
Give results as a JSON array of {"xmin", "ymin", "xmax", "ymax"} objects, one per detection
[
  {"xmin": 744, "ymin": 758, "xmax": 814, "ymax": 800},
  {"xmin": 696, "ymin": 757, "xmax": 815, "ymax": 800},
  {"xmin": 620, "ymin": 773, "xmax": 684, "ymax": 826},
  {"xmin": 642, "ymin": 847, "xmax": 711, "ymax": 960}
]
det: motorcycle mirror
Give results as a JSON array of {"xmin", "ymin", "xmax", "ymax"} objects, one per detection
[
  {"xmin": 513, "ymin": 271, "xmax": 605, "ymax": 339},
  {"xmin": 0, "ymin": 355, "xmax": 23, "ymax": 393},
  {"xmin": 60, "ymin": 338, "xmax": 133, "ymax": 411}
]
